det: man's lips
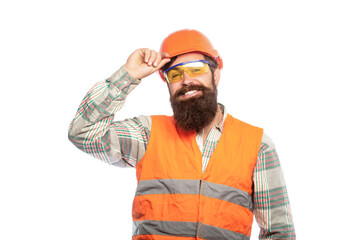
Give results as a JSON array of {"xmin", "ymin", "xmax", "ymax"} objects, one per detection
[
  {"xmin": 179, "ymin": 90, "xmax": 202, "ymax": 99},
  {"xmin": 184, "ymin": 90, "xmax": 198, "ymax": 96},
  {"xmin": 176, "ymin": 85, "xmax": 205, "ymax": 97}
]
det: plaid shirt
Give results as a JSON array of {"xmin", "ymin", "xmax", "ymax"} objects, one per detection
[{"xmin": 68, "ymin": 66, "xmax": 296, "ymax": 239}]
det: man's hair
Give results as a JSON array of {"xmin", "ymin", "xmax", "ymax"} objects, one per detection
[{"xmin": 161, "ymin": 53, "xmax": 219, "ymax": 78}]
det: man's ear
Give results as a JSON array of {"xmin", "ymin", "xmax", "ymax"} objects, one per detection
[{"xmin": 213, "ymin": 68, "xmax": 221, "ymax": 87}]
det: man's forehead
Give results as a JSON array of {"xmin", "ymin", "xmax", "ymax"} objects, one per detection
[{"xmin": 173, "ymin": 52, "xmax": 206, "ymax": 65}]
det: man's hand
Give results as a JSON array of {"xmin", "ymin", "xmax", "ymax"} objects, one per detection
[{"xmin": 124, "ymin": 48, "xmax": 171, "ymax": 79}]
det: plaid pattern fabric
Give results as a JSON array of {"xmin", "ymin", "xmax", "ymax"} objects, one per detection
[
  {"xmin": 68, "ymin": 66, "xmax": 147, "ymax": 167},
  {"xmin": 201, "ymin": 129, "xmax": 221, "ymax": 172},
  {"xmin": 68, "ymin": 66, "xmax": 296, "ymax": 239},
  {"xmin": 253, "ymin": 137, "xmax": 296, "ymax": 239},
  {"xmin": 195, "ymin": 105, "xmax": 226, "ymax": 173}
]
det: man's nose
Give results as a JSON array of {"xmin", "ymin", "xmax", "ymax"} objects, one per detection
[{"xmin": 181, "ymin": 71, "xmax": 193, "ymax": 86}]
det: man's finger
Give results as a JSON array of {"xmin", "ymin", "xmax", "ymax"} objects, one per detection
[
  {"xmin": 148, "ymin": 50, "xmax": 157, "ymax": 66},
  {"xmin": 161, "ymin": 52, "xmax": 170, "ymax": 59},
  {"xmin": 143, "ymin": 49, "xmax": 151, "ymax": 63},
  {"xmin": 153, "ymin": 53, "xmax": 162, "ymax": 67},
  {"xmin": 155, "ymin": 58, "xmax": 171, "ymax": 70}
]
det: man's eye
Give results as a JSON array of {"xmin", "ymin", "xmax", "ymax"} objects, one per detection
[
  {"xmin": 172, "ymin": 73, "xmax": 181, "ymax": 78},
  {"xmin": 169, "ymin": 69, "xmax": 182, "ymax": 78},
  {"xmin": 169, "ymin": 71, "xmax": 181, "ymax": 78},
  {"xmin": 191, "ymin": 68, "xmax": 202, "ymax": 73}
]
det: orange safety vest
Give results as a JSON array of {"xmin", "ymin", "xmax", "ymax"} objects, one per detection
[{"xmin": 132, "ymin": 114, "xmax": 263, "ymax": 240}]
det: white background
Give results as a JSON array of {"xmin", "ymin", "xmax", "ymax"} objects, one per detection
[{"xmin": 1, "ymin": 0, "xmax": 363, "ymax": 239}]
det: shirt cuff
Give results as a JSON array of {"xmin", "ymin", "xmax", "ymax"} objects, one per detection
[{"xmin": 108, "ymin": 65, "xmax": 142, "ymax": 90}]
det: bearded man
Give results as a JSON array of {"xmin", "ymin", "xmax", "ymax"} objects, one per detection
[{"xmin": 68, "ymin": 29, "xmax": 296, "ymax": 240}]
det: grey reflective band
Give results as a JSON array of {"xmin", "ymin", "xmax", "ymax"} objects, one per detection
[
  {"xmin": 201, "ymin": 180, "xmax": 254, "ymax": 211},
  {"xmin": 197, "ymin": 223, "xmax": 250, "ymax": 240},
  {"xmin": 133, "ymin": 220, "xmax": 197, "ymax": 237},
  {"xmin": 133, "ymin": 220, "xmax": 250, "ymax": 240},
  {"xmin": 135, "ymin": 179, "xmax": 201, "ymax": 196},
  {"xmin": 136, "ymin": 179, "xmax": 253, "ymax": 211}
]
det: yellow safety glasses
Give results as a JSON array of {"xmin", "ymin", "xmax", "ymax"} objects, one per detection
[{"xmin": 164, "ymin": 60, "xmax": 212, "ymax": 83}]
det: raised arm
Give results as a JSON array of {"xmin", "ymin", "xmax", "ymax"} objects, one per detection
[{"xmin": 68, "ymin": 49, "xmax": 170, "ymax": 167}]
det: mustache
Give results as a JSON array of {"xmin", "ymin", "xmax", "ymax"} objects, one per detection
[{"xmin": 174, "ymin": 84, "xmax": 210, "ymax": 97}]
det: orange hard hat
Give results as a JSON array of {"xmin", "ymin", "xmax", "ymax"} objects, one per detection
[{"xmin": 158, "ymin": 29, "xmax": 223, "ymax": 81}]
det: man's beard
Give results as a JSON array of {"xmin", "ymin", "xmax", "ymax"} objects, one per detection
[{"xmin": 170, "ymin": 83, "xmax": 218, "ymax": 132}]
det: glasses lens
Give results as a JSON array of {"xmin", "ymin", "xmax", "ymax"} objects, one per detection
[
  {"xmin": 184, "ymin": 62, "xmax": 208, "ymax": 78},
  {"xmin": 166, "ymin": 67, "xmax": 183, "ymax": 83},
  {"xmin": 165, "ymin": 61, "xmax": 210, "ymax": 83}
]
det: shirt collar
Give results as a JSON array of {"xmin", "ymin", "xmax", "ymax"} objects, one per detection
[{"xmin": 215, "ymin": 103, "xmax": 227, "ymax": 132}]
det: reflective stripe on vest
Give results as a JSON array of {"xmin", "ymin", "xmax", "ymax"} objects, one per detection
[
  {"xmin": 133, "ymin": 220, "xmax": 250, "ymax": 240},
  {"xmin": 133, "ymin": 114, "xmax": 263, "ymax": 239},
  {"xmin": 135, "ymin": 179, "xmax": 253, "ymax": 211},
  {"xmin": 133, "ymin": 220, "xmax": 197, "ymax": 237}
]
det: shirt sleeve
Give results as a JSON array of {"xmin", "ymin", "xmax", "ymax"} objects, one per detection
[
  {"xmin": 68, "ymin": 65, "xmax": 151, "ymax": 167},
  {"xmin": 253, "ymin": 133, "xmax": 296, "ymax": 239}
]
